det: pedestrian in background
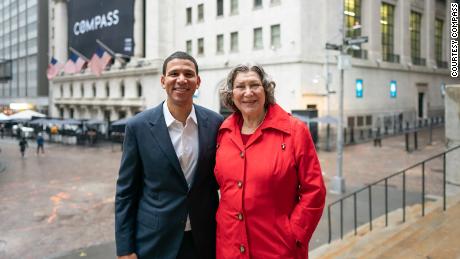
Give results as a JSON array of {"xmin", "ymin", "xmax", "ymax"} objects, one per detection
[
  {"xmin": 374, "ymin": 118, "xmax": 382, "ymax": 147},
  {"xmin": 19, "ymin": 137, "xmax": 28, "ymax": 158},
  {"xmin": 36, "ymin": 132, "xmax": 45, "ymax": 155},
  {"xmin": 0, "ymin": 123, "xmax": 5, "ymax": 138},
  {"xmin": 215, "ymin": 64, "xmax": 326, "ymax": 258}
]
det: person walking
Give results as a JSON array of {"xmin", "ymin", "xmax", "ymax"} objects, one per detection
[
  {"xmin": 19, "ymin": 137, "xmax": 28, "ymax": 158},
  {"xmin": 36, "ymin": 132, "xmax": 45, "ymax": 155}
]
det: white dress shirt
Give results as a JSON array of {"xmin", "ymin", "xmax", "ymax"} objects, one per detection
[{"xmin": 163, "ymin": 101, "xmax": 199, "ymax": 231}]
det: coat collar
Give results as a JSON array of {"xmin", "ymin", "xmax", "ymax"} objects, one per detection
[{"xmin": 219, "ymin": 104, "xmax": 291, "ymax": 149}]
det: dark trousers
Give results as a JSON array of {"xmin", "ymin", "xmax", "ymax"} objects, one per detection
[
  {"xmin": 176, "ymin": 231, "xmax": 199, "ymax": 259},
  {"xmin": 37, "ymin": 144, "xmax": 44, "ymax": 154}
]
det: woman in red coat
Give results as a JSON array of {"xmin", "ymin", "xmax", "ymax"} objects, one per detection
[{"xmin": 215, "ymin": 64, "xmax": 326, "ymax": 259}]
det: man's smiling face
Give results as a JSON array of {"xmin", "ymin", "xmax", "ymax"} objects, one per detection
[{"xmin": 161, "ymin": 58, "xmax": 201, "ymax": 108}]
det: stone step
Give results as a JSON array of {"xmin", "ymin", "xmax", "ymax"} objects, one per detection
[{"xmin": 311, "ymin": 195, "xmax": 460, "ymax": 259}]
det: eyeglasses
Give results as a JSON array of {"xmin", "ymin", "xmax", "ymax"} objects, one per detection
[{"xmin": 233, "ymin": 83, "xmax": 263, "ymax": 92}]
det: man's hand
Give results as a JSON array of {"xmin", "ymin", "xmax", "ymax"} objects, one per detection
[{"xmin": 118, "ymin": 253, "xmax": 137, "ymax": 259}]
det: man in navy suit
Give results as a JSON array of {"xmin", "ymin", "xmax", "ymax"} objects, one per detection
[{"xmin": 115, "ymin": 51, "xmax": 223, "ymax": 259}]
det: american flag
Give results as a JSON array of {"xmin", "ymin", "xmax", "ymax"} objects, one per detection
[
  {"xmin": 46, "ymin": 57, "xmax": 63, "ymax": 80},
  {"xmin": 89, "ymin": 47, "xmax": 112, "ymax": 76},
  {"xmin": 64, "ymin": 53, "xmax": 86, "ymax": 74}
]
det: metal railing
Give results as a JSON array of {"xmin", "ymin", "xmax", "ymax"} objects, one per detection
[
  {"xmin": 342, "ymin": 117, "xmax": 444, "ymax": 147},
  {"xmin": 327, "ymin": 144, "xmax": 460, "ymax": 243}
]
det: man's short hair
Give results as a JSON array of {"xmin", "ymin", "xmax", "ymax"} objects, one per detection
[{"xmin": 162, "ymin": 51, "xmax": 199, "ymax": 75}]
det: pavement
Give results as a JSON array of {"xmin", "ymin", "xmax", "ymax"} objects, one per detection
[{"xmin": 0, "ymin": 127, "xmax": 449, "ymax": 259}]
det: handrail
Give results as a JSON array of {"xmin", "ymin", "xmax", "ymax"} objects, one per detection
[{"xmin": 327, "ymin": 144, "xmax": 460, "ymax": 243}]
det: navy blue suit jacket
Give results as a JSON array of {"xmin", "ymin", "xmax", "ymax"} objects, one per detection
[{"xmin": 115, "ymin": 103, "xmax": 223, "ymax": 259}]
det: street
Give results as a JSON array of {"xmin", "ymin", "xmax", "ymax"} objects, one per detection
[{"xmin": 0, "ymin": 139, "xmax": 120, "ymax": 259}]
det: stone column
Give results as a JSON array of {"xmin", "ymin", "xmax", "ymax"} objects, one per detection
[
  {"xmin": 133, "ymin": 0, "xmax": 144, "ymax": 58},
  {"xmin": 444, "ymin": 0, "xmax": 451, "ymax": 64},
  {"xmin": 144, "ymin": 0, "xmax": 158, "ymax": 59},
  {"xmin": 364, "ymin": 0, "xmax": 382, "ymax": 61},
  {"xmin": 445, "ymin": 84, "xmax": 460, "ymax": 185},
  {"xmin": 424, "ymin": 0, "xmax": 436, "ymax": 67},
  {"xmin": 53, "ymin": 0, "xmax": 68, "ymax": 62},
  {"xmin": 399, "ymin": 0, "xmax": 411, "ymax": 65}
]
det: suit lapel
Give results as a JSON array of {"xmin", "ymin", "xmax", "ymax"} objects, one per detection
[
  {"xmin": 191, "ymin": 105, "xmax": 209, "ymax": 188},
  {"xmin": 147, "ymin": 104, "xmax": 187, "ymax": 187}
]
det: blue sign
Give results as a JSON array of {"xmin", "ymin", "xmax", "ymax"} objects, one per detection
[
  {"xmin": 390, "ymin": 80, "xmax": 397, "ymax": 98},
  {"xmin": 356, "ymin": 79, "xmax": 363, "ymax": 98}
]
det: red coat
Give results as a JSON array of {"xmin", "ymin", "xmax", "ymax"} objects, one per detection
[{"xmin": 215, "ymin": 104, "xmax": 326, "ymax": 259}]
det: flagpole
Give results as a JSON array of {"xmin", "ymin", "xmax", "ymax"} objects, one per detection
[
  {"xmin": 69, "ymin": 47, "xmax": 90, "ymax": 62},
  {"xmin": 96, "ymin": 39, "xmax": 127, "ymax": 64}
]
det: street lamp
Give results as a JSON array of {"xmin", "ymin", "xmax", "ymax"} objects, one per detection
[
  {"xmin": 330, "ymin": 46, "xmax": 354, "ymax": 194},
  {"xmin": 326, "ymin": 10, "xmax": 368, "ymax": 194}
]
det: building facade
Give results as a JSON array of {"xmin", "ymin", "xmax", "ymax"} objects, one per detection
[
  {"xmin": 49, "ymin": 0, "xmax": 456, "ymax": 132},
  {"xmin": 0, "ymin": 0, "xmax": 49, "ymax": 114}
]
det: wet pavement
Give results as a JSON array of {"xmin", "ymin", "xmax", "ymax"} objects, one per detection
[
  {"xmin": 0, "ymin": 127, "xmax": 448, "ymax": 258},
  {"xmin": 0, "ymin": 138, "xmax": 120, "ymax": 259}
]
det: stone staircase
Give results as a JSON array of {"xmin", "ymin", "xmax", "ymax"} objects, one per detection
[{"xmin": 311, "ymin": 195, "xmax": 460, "ymax": 259}]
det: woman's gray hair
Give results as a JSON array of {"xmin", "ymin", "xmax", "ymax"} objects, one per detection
[{"xmin": 220, "ymin": 63, "xmax": 276, "ymax": 112}]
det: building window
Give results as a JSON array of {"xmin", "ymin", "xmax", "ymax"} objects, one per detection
[
  {"xmin": 410, "ymin": 11, "xmax": 424, "ymax": 65},
  {"xmin": 186, "ymin": 7, "xmax": 192, "ymax": 24},
  {"xmin": 118, "ymin": 110, "xmax": 127, "ymax": 119},
  {"xmin": 217, "ymin": 0, "xmax": 224, "ymax": 16},
  {"xmin": 137, "ymin": 81, "xmax": 142, "ymax": 97},
  {"xmin": 59, "ymin": 108, "xmax": 64, "ymax": 118},
  {"xmin": 92, "ymin": 83, "xmax": 96, "ymax": 97},
  {"xmin": 80, "ymin": 84, "xmax": 84, "ymax": 98},
  {"xmin": 344, "ymin": 0, "xmax": 361, "ymax": 38},
  {"xmin": 69, "ymin": 108, "xmax": 74, "ymax": 119},
  {"xmin": 381, "ymin": 3, "xmax": 398, "ymax": 63},
  {"xmin": 366, "ymin": 115, "xmax": 372, "ymax": 126},
  {"xmin": 270, "ymin": 24, "xmax": 281, "ymax": 48},
  {"xmin": 70, "ymin": 83, "xmax": 73, "ymax": 97},
  {"xmin": 435, "ymin": 18, "xmax": 443, "ymax": 62},
  {"xmin": 197, "ymin": 38, "xmax": 204, "ymax": 55},
  {"xmin": 120, "ymin": 82, "xmax": 125, "ymax": 98},
  {"xmin": 253, "ymin": 27, "xmax": 263, "ymax": 49},
  {"xmin": 254, "ymin": 0, "xmax": 262, "ymax": 8},
  {"xmin": 136, "ymin": 82, "xmax": 142, "ymax": 97},
  {"xmin": 230, "ymin": 0, "xmax": 238, "ymax": 14},
  {"xmin": 59, "ymin": 85, "xmax": 63, "ymax": 97},
  {"xmin": 198, "ymin": 4, "xmax": 204, "ymax": 22},
  {"xmin": 186, "ymin": 40, "xmax": 192, "ymax": 54},
  {"xmin": 216, "ymin": 34, "xmax": 224, "ymax": 54},
  {"xmin": 104, "ymin": 110, "xmax": 111, "ymax": 123},
  {"xmin": 105, "ymin": 82, "xmax": 110, "ymax": 97},
  {"xmin": 230, "ymin": 32, "xmax": 239, "ymax": 52},
  {"xmin": 345, "ymin": 0, "xmax": 366, "ymax": 58}
]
